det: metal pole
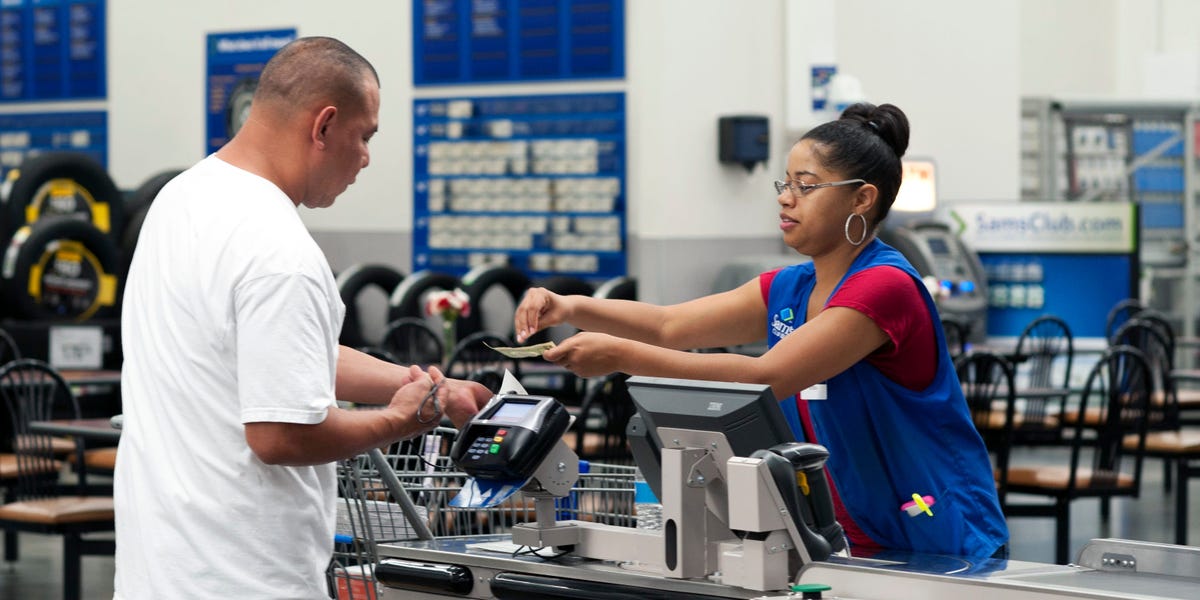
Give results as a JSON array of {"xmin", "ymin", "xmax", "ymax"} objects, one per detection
[{"xmin": 367, "ymin": 447, "xmax": 435, "ymax": 541}]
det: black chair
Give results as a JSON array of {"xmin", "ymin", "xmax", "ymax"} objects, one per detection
[
  {"xmin": 1004, "ymin": 345, "xmax": 1152, "ymax": 565},
  {"xmin": 0, "ymin": 359, "xmax": 114, "ymax": 600},
  {"xmin": 0, "ymin": 328, "xmax": 20, "ymax": 365},
  {"xmin": 1113, "ymin": 319, "xmax": 1178, "ymax": 432},
  {"xmin": 379, "ymin": 317, "xmax": 444, "ymax": 368},
  {"xmin": 942, "ymin": 317, "xmax": 970, "ymax": 361},
  {"xmin": 593, "ymin": 276, "xmax": 637, "ymax": 301},
  {"xmin": 387, "ymin": 271, "xmax": 461, "ymax": 333},
  {"xmin": 0, "ymin": 344, "xmax": 19, "ymax": 561},
  {"xmin": 1012, "ymin": 314, "xmax": 1074, "ymax": 445},
  {"xmin": 1105, "ymin": 309, "xmax": 1200, "ymax": 427},
  {"xmin": 955, "ymin": 351, "xmax": 1016, "ymax": 507},
  {"xmin": 572, "ymin": 373, "xmax": 636, "ymax": 463},
  {"xmin": 444, "ymin": 332, "xmax": 521, "ymax": 392},
  {"xmin": 356, "ymin": 346, "xmax": 400, "ymax": 364},
  {"xmin": 1104, "ymin": 298, "xmax": 1145, "ymax": 343},
  {"xmin": 336, "ymin": 263, "xmax": 405, "ymax": 350},
  {"xmin": 457, "ymin": 265, "xmax": 531, "ymax": 342},
  {"xmin": 1134, "ymin": 310, "xmax": 1200, "ymax": 428},
  {"xmin": 1114, "ymin": 317, "xmax": 1200, "ymax": 544}
]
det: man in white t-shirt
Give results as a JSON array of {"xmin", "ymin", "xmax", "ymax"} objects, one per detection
[{"xmin": 114, "ymin": 37, "xmax": 492, "ymax": 599}]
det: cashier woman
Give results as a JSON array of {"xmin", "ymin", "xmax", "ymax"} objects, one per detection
[{"xmin": 513, "ymin": 102, "xmax": 1008, "ymax": 559}]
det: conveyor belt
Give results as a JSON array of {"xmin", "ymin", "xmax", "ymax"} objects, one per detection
[{"xmin": 378, "ymin": 537, "xmax": 1200, "ymax": 599}]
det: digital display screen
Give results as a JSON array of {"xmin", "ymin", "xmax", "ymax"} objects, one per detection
[
  {"xmin": 489, "ymin": 401, "xmax": 535, "ymax": 424},
  {"xmin": 926, "ymin": 237, "xmax": 950, "ymax": 256}
]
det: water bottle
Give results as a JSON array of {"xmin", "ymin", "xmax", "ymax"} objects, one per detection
[{"xmin": 633, "ymin": 467, "xmax": 662, "ymax": 531}]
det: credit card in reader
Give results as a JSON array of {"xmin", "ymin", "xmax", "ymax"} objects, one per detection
[{"xmin": 449, "ymin": 394, "xmax": 570, "ymax": 481}]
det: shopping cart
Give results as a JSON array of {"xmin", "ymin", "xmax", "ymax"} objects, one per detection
[{"xmin": 326, "ymin": 426, "xmax": 637, "ymax": 599}]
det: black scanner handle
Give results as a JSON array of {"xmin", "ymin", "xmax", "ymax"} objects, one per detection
[
  {"xmin": 769, "ymin": 443, "xmax": 843, "ymax": 550},
  {"xmin": 751, "ymin": 449, "xmax": 833, "ymax": 562}
]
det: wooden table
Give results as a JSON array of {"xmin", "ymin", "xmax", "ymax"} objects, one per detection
[
  {"xmin": 28, "ymin": 417, "xmax": 121, "ymax": 493},
  {"xmin": 29, "ymin": 417, "xmax": 121, "ymax": 443}
]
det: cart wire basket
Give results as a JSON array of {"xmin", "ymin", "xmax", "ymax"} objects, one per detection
[{"xmin": 326, "ymin": 426, "xmax": 637, "ymax": 598}]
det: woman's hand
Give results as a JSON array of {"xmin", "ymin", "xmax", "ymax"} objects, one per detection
[
  {"xmin": 542, "ymin": 332, "xmax": 627, "ymax": 378},
  {"xmin": 514, "ymin": 287, "xmax": 572, "ymax": 343}
]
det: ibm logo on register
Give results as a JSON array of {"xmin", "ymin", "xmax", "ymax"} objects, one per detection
[{"xmin": 707, "ymin": 402, "xmax": 723, "ymax": 411}]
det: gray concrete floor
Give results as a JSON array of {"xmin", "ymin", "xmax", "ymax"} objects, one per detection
[
  {"xmin": 2, "ymin": 449, "xmax": 1198, "ymax": 599},
  {"xmin": 0, "ymin": 532, "xmax": 114, "ymax": 599}
]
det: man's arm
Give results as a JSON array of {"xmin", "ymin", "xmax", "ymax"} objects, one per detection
[
  {"xmin": 335, "ymin": 344, "xmax": 415, "ymax": 404},
  {"xmin": 247, "ymin": 366, "xmax": 492, "ymax": 466}
]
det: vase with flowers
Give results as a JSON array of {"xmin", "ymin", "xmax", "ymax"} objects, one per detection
[{"xmin": 424, "ymin": 288, "xmax": 471, "ymax": 367}]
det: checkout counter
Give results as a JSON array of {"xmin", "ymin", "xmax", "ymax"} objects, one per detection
[{"xmin": 372, "ymin": 377, "xmax": 1200, "ymax": 599}]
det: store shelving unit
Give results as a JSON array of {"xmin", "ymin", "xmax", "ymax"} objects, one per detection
[{"xmin": 1020, "ymin": 97, "xmax": 1200, "ymax": 350}]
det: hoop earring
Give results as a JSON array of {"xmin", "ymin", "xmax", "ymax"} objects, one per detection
[{"xmin": 844, "ymin": 213, "xmax": 868, "ymax": 246}]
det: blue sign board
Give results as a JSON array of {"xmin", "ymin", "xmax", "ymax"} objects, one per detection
[
  {"xmin": 414, "ymin": 0, "xmax": 624, "ymax": 85},
  {"xmin": 0, "ymin": 109, "xmax": 106, "ymax": 181},
  {"xmin": 204, "ymin": 28, "xmax": 295, "ymax": 155},
  {"xmin": 412, "ymin": 92, "xmax": 626, "ymax": 280},
  {"xmin": 951, "ymin": 202, "xmax": 1139, "ymax": 342},
  {"xmin": 978, "ymin": 253, "xmax": 1136, "ymax": 340},
  {"xmin": 0, "ymin": 0, "xmax": 105, "ymax": 101}
]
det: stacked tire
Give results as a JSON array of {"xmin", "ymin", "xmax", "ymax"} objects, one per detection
[
  {"xmin": 336, "ymin": 263, "xmax": 406, "ymax": 349},
  {"xmin": 1, "ymin": 216, "xmax": 121, "ymax": 321},
  {"xmin": 119, "ymin": 168, "xmax": 182, "ymax": 278},
  {"xmin": 0, "ymin": 153, "xmax": 126, "ymax": 322}
]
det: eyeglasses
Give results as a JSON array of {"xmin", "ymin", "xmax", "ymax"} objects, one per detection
[{"xmin": 774, "ymin": 178, "xmax": 866, "ymax": 197}]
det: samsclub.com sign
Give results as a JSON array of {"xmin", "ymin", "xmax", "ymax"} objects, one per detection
[{"xmin": 948, "ymin": 202, "xmax": 1135, "ymax": 253}]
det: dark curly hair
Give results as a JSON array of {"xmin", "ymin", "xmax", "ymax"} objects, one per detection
[{"xmin": 800, "ymin": 103, "xmax": 910, "ymax": 225}]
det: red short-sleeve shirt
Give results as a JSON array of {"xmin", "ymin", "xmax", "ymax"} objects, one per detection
[{"xmin": 761, "ymin": 265, "xmax": 936, "ymax": 390}]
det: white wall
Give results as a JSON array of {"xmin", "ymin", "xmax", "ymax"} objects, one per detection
[
  {"xmin": 1115, "ymin": 0, "xmax": 1200, "ymax": 97},
  {"xmin": 834, "ymin": 0, "xmax": 1020, "ymax": 202},
  {"xmin": 108, "ymin": 1, "xmax": 417, "ymax": 232},
  {"xmin": 1020, "ymin": 0, "xmax": 1119, "ymax": 97},
  {"xmin": 1017, "ymin": 0, "xmax": 1200, "ymax": 99},
  {"xmin": 625, "ymin": 0, "xmax": 786, "ymax": 240}
]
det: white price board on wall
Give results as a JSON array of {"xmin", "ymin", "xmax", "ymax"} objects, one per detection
[{"xmin": 49, "ymin": 325, "xmax": 103, "ymax": 369}]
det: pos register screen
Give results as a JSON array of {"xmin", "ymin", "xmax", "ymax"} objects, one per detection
[{"xmin": 624, "ymin": 376, "xmax": 796, "ymax": 500}]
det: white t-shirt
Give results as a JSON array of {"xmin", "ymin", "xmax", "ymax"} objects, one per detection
[{"xmin": 114, "ymin": 155, "xmax": 345, "ymax": 599}]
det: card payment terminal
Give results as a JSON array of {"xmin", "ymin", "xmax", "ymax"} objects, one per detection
[{"xmin": 449, "ymin": 394, "xmax": 570, "ymax": 481}]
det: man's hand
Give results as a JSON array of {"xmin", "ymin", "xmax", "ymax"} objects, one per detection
[{"xmin": 428, "ymin": 366, "xmax": 493, "ymax": 427}]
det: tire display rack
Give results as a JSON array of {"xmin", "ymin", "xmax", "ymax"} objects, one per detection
[
  {"xmin": 0, "ymin": 152, "xmax": 150, "ymax": 371},
  {"xmin": 412, "ymin": 91, "xmax": 626, "ymax": 280},
  {"xmin": 1020, "ymin": 97, "xmax": 1200, "ymax": 345}
]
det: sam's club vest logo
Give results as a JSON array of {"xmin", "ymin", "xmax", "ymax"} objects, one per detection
[{"xmin": 772, "ymin": 307, "xmax": 796, "ymax": 339}]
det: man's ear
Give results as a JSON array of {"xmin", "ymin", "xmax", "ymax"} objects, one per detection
[{"xmin": 311, "ymin": 106, "xmax": 338, "ymax": 149}]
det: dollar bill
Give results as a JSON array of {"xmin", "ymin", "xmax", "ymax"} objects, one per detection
[{"xmin": 484, "ymin": 341, "xmax": 557, "ymax": 358}]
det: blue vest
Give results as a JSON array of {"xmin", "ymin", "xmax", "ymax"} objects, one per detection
[{"xmin": 766, "ymin": 239, "xmax": 1007, "ymax": 558}]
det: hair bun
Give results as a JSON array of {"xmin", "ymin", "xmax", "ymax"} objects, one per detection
[{"xmin": 839, "ymin": 102, "xmax": 909, "ymax": 158}]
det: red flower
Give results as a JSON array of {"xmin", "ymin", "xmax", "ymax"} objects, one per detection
[{"xmin": 425, "ymin": 288, "xmax": 471, "ymax": 320}]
